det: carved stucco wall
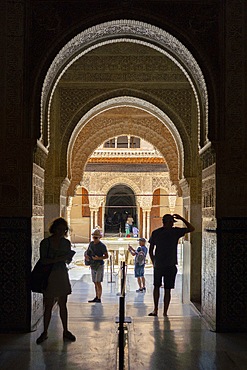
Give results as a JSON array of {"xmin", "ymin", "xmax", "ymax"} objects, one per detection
[
  {"xmin": 66, "ymin": 97, "xmax": 187, "ymax": 178},
  {"xmin": 201, "ymin": 145, "xmax": 216, "ymax": 328},
  {"xmin": 31, "ymin": 142, "xmax": 48, "ymax": 327},
  {"xmin": 40, "ymin": 20, "xmax": 208, "ymax": 148},
  {"xmin": 81, "ymin": 171, "xmax": 173, "ymax": 210},
  {"xmin": 44, "ymin": 31, "xmax": 200, "ymax": 205},
  {"xmin": 68, "ymin": 107, "xmax": 185, "ymax": 196},
  {"xmin": 52, "ymin": 39, "xmax": 200, "ymax": 193}
]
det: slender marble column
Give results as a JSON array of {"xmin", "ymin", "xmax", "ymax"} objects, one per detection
[
  {"xmin": 90, "ymin": 209, "xmax": 94, "ymax": 235},
  {"xmin": 94, "ymin": 209, "xmax": 98, "ymax": 229},
  {"xmin": 142, "ymin": 210, "xmax": 146, "ymax": 239},
  {"xmin": 146, "ymin": 210, "xmax": 151, "ymax": 240}
]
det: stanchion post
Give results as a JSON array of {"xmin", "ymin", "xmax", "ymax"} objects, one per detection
[
  {"xmin": 119, "ymin": 295, "xmax": 124, "ymax": 370},
  {"xmin": 113, "ymin": 250, "xmax": 115, "ymax": 273},
  {"xmin": 118, "ymin": 261, "xmax": 125, "ymax": 370},
  {"xmin": 108, "ymin": 254, "xmax": 115, "ymax": 283}
]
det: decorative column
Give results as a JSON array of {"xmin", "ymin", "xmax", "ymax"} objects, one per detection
[
  {"xmin": 90, "ymin": 209, "xmax": 94, "ymax": 233},
  {"xmin": 94, "ymin": 209, "xmax": 98, "ymax": 228},
  {"xmin": 102, "ymin": 204, "xmax": 105, "ymax": 236},
  {"xmin": 146, "ymin": 210, "xmax": 151, "ymax": 240},
  {"xmin": 66, "ymin": 196, "xmax": 73, "ymax": 241},
  {"xmin": 140, "ymin": 189, "xmax": 153, "ymax": 240},
  {"xmin": 142, "ymin": 210, "xmax": 146, "ymax": 239}
]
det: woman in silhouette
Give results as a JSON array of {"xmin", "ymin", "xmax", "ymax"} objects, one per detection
[{"xmin": 36, "ymin": 217, "xmax": 76, "ymax": 344}]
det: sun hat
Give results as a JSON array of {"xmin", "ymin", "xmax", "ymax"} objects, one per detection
[{"xmin": 91, "ymin": 229, "xmax": 101, "ymax": 237}]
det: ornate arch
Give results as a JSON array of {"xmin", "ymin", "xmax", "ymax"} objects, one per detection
[
  {"xmin": 80, "ymin": 174, "xmax": 142, "ymax": 209},
  {"xmin": 67, "ymin": 97, "xmax": 185, "ymax": 178},
  {"xmin": 101, "ymin": 176, "xmax": 141, "ymax": 202},
  {"xmin": 67, "ymin": 108, "xmax": 183, "ymax": 196},
  {"xmin": 41, "ymin": 20, "xmax": 208, "ymax": 147}
]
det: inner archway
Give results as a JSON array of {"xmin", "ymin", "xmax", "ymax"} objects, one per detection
[{"xmin": 105, "ymin": 185, "xmax": 136, "ymax": 235}]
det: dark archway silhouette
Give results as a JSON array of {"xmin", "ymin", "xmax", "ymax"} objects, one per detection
[{"xmin": 105, "ymin": 185, "xmax": 137, "ymax": 235}]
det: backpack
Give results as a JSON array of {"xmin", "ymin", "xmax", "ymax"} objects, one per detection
[{"xmin": 136, "ymin": 248, "xmax": 146, "ymax": 266}]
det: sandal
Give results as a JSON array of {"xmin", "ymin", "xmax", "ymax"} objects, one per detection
[
  {"xmin": 63, "ymin": 330, "xmax": 76, "ymax": 341},
  {"xmin": 148, "ymin": 311, "xmax": 158, "ymax": 317},
  {"xmin": 36, "ymin": 332, "xmax": 48, "ymax": 344}
]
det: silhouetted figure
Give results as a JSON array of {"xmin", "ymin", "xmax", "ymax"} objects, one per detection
[
  {"xmin": 36, "ymin": 217, "xmax": 76, "ymax": 344},
  {"xmin": 148, "ymin": 214, "xmax": 194, "ymax": 316}
]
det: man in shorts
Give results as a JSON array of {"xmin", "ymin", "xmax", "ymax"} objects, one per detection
[
  {"xmin": 128, "ymin": 238, "xmax": 148, "ymax": 292},
  {"xmin": 85, "ymin": 229, "xmax": 108, "ymax": 303},
  {"xmin": 148, "ymin": 214, "xmax": 194, "ymax": 316}
]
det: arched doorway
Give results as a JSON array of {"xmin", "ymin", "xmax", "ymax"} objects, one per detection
[
  {"xmin": 33, "ymin": 19, "xmax": 206, "ymax": 327},
  {"xmin": 105, "ymin": 185, "xmax": 137, "ymax": 235}
]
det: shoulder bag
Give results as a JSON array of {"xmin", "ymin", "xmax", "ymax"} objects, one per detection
[{"xmin": 31, "ymin": 239, "xmax": 53, "ymax": 293}]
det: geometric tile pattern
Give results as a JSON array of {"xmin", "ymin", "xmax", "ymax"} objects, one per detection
[
  {"xmin": 217, "ymin": 218, "xmax": 247, "ymax": 332},
  {"xmin": 0, "ymin": 217, "xmax": 31, "ymax": 332}
]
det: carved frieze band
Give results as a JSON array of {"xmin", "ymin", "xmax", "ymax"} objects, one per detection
[{"xmin": 81, "ymin": 171, "xmax": 172, "ymax": 209}]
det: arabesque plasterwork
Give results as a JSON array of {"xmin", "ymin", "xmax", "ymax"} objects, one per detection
[
  {"xmin": 40, "ymin": 20, "xmax": 208, "ymax": 146},
  {"xmin": 81, "ymin": 171, "xmax": 174, "ymax": 210}
]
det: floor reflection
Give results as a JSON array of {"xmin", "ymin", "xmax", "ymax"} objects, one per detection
[{"xmin": 0, "ymin": 263, "xmax": 247, "ymax": 369}]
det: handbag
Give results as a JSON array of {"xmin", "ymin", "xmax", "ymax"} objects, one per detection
[
  {"xmin": 84, "ymin": 244, "xmax": 101, "ymax": 269},
  {"xmin": 31, "ymin": 239, "xmax": 53, "ymax": 293},
  {"xmin": 84, "ymin": 244, "xmax": 100, "ymax": 267},
  {"xmin": 84, "ymin": 245, "xmax": 92, "ymax": 266}
]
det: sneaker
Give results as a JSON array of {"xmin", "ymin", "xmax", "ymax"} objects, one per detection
[
  {"xmin": 63, "ymin": 331, "xmax": 76, "ymax": 342},
  {"xmin": 142, "ymin": 287, "xmax": 146, "ymax": 292},
  {"xmin": 36, "ymin": 332, "xmax": 48, "ymax": 345},
  {"xmin": 88, "ymin": 297, "xmax": 98, "ymax": 302},
  {"xmin": 148, "ymin": 311, "xmax": 158, "ymax": 317},
  {"xmin": 136, "ymin": 288, "xmax": 143, "ymax": 292},
  {"xmin": 88, "ymin": 297, "xmax": 101, "ymax": 303}
]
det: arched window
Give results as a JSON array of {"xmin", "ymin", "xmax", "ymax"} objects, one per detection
[
  {"xmin": 104, "ymin": 138, "xmax": 115, "ymax": 148},
  {"xmin": 103, "ymin": 136, "xmax": 141, "ymax": 148},
  {"xmin": 130, "ymin": 136, "xmax": 140, "ymax": 148},
  {"xmin": 117, "ymin": 136, "xmax": 128, "ymax": 148}
]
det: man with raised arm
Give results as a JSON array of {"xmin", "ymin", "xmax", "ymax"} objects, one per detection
[{"xmin": 148, "ymin": 214, "xmax": 195, "ymax": 317}]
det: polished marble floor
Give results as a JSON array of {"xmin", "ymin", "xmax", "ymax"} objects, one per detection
[{"xmin": 0, "ymin": 252, "xmax": 247, "ymax": 370}]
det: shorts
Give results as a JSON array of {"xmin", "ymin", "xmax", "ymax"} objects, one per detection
[
  {"xmin": 135, "ymin": 264, "xmax": 145, "ymax": 278},
  {"xmin": 91, "ymin": 264, "xmax": 104, "ymax": 283},
  {"xmin": 153, "ymin": 265, "xmax": 177, "ymax": 289}
]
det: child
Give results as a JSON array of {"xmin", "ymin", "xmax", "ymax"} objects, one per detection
[{"xmin": 128, "ymin": 238, "xmax": 148, "ymax": 292}]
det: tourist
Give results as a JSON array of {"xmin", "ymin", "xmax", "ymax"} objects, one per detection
[
  {"xmin": 148, "ymin": 214, "xmax": 194, "ymax": 316},
  {"xmin": 36, "ymin": 217, "xmax": 76, "ymax": 344},
  {"xmin": 128, "ymin": 238, "xmax": 148, "ymax": 292},
  {"xmin": 85, "ymin": 229, "xmax": 108, "ymax": 303}
]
